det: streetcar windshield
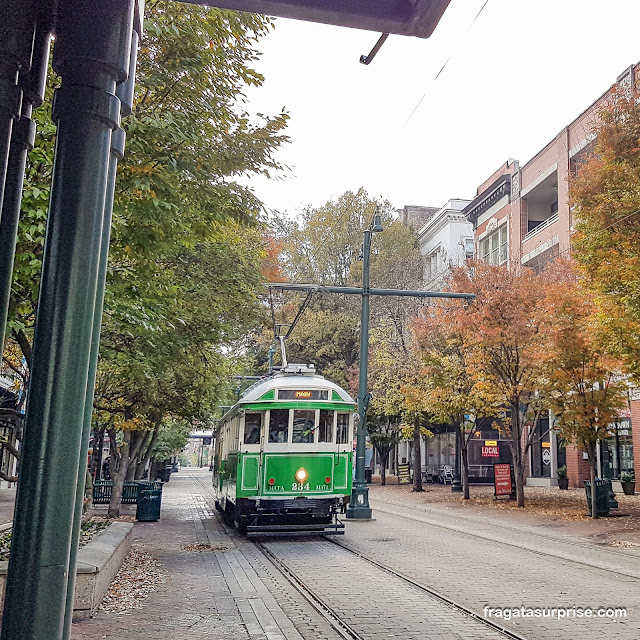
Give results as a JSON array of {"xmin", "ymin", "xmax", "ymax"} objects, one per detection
[
  {"xmin": 292, "ymin": 410, "xmax": 314, "ymax": 443},
  {"xmin": 318, "ymin": 410, "xmax": 334, "ymax": 443}
]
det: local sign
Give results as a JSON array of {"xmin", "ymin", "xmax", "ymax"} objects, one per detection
[{"xmin": 482, "ymin": 440, "xmax": 499, "ymax": 457}]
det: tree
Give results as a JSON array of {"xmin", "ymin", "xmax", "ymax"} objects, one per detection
[
  {"xmin": 448, "ymin": 263, "xmax": 548, "ymax": 508},
  {"xmin": 3, "ymin": 2, "xmax": 290, "ymax": 511},
  {"xmin": 411, "ymin": 302, "xmax": 501, "ymax": 499},
  {"xmin": 367, "ymin": 417, "xmax": 403, "ymax": 486},
  {"xmin": 571, "ymin": 89, "xmax": 640, "ymax": 379},
  {"xmin": 541, "ymin": 260, "xmax": 628, "ymax": 518},
  {"xmin": 367, "ymin": 324, "xmax": 430, "ymax": 488}
]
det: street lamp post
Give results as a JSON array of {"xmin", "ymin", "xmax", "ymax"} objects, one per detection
[
  {"xmin": 451, "ymin": 425, "xmax": 462, "ymax": 492},
  {"xmin": 346, "ymin": 211, "xmax": 383, "ymax": 520}
]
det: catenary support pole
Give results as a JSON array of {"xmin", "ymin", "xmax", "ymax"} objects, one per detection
[
  {"xmin": 347, "ymin": 226, "xmax": 374, "ymax": 519},
  {"xmin": 0, "ymin": 18, "xmax": 51, "ymax": 351},
  {"xmin": 0, "ymin": 0, "xmax": 37, "ymax": 221},
  {"xmin": 0, "ymin": 2, "xmax": 134, "ymax": 639},
  {"xmin": 63, "ymin": 25, "xmax": 138, "ymax": 636}
]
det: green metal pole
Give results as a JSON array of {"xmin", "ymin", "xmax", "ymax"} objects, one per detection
[
  {"xmin": 347, "ymin": 226, "xmax": 373, "ymax": 519},
  {"xmin": 0, "ymin": 0, "xmax": 37, "ymax": 220},
  {"xmin": 0, "ymin": 20, "xmax": 51, "ymax": 351},
  {"xmin": 0, "ymin": 2, "xmax": 134, "ymax": 639},
  {"xmin": 62, "ymin": 125, "xmax": 126, "ymax": 636},
  {"xmin": 63, "ymin": 30, "xmax": 136, "ymax": 636}
]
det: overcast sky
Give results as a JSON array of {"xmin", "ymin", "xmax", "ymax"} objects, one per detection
[{"xmin": 242, "ymin": 0, "xmax": 640, "ymax": 218}]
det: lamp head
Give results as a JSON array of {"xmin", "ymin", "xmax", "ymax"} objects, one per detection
[{"xmin": 371, "ymin": 211, "xmax": 383, "ymax": 233}]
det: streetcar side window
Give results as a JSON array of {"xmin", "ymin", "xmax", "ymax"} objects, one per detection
[
  {"xmin": 243, "ymin": 413, "xmax": 261, "ymax": 445},
  {"xmin": 292, "ymin": 410, "xmax": 315, "ymax": 443},
  {"xmin": 268, "ymin": 409, "xmax": 289, "ymax": 443},
  {"xmin": 318, "ymin": 410, "xmax": 334, "ymax": 443},
  {"xmin": 337, "ymin": 413, "xmax": 350, "ymax": 444}
]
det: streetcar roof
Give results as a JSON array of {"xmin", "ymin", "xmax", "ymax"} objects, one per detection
[{"xmin": 240, "ymin": 372, "xmax": 355, "ymax": 404}]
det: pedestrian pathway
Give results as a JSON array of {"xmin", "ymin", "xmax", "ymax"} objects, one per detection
[
  {"xmin": 0, "ymin": 487, "xmax": 16, "ymax": 528},
  {"xmin": 71, "ymin": 469, "xmax": 344, "ymax": 640}
]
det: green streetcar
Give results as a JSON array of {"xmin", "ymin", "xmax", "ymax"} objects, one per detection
[{"xmin": 213, "ymin": 364, "xmax": 354, "ymax": 536}]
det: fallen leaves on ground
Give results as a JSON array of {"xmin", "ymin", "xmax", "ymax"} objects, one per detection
[
  {"xmin": 610, "ymin": 540, "xmax": 640, "ymax": 547},
  {"xmin": 182, "ymin": 542, "xmax": 232, "ymax": 552},
  {"xmin": 370, "ymin": 477, "xmax": 640, "ymax": 523},
  {"xmin": 99, "ymin": 546, "xmax": 166, "ymax": 613}
]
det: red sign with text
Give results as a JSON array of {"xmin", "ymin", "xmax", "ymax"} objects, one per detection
[
  {"xmin": 482, "ymin": 446, "xmax": 499, "ymax": 457},
  {"xmin": 494, "ymin": 463, "xmax": 512, "ymax": 496}
]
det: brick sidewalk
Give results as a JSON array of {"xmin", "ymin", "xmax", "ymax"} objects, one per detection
[{"xmin": 71, "ymin": 470, "xmax": 344, "ymax": 640}]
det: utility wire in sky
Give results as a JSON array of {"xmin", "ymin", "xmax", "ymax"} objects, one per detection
[{"xmin": 404, "ymin": 0, "xmax": 490, "ymax": 127}]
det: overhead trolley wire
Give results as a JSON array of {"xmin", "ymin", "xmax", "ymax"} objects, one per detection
[{"xmin": 404, "ymin": 0, "xmax": 491, "ymax": 127}]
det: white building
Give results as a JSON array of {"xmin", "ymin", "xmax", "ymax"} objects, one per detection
[{"xmin": 416, "ymin": 199, "xmax": 474, "ymax": 291}]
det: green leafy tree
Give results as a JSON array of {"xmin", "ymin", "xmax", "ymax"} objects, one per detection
[{"xmin": 3, "ymin": 2, "xmax": 289, "ymax": 511}]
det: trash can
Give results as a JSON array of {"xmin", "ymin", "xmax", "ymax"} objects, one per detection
[
  {"xmin": 584, "ymin": 479, "xmax": 611, "ymax": 516},
  {"xmin": 136, "ymin": 488, "xmax": 162, "ymax": 521}
]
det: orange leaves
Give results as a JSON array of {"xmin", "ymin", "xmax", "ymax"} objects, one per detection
[{"xmin": 260, "ymin": 230, "xmax": 284, "ymax": 282}]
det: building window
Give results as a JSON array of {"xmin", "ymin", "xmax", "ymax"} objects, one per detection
[{"xmin": 480, "ymin": 225, "xmax": 507, "ymax": 265}]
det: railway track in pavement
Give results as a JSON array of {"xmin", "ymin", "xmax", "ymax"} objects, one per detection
[
  {"xmin": 188, "ymin": 469, "xmax": 524, "ymax": 639},
  {"xmin": 256, "ymin": 536, "xmax": 526, "ymax": 640}
]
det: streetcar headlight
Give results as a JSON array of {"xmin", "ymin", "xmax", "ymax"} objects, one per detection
[{"xmin": 295, "ymin": 468, "xmax": 307, "ymax": 482}]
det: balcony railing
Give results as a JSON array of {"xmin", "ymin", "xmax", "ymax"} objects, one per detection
[{"xmin": 523, "ymin": 213, "xmax": 559, "ymax": 241}]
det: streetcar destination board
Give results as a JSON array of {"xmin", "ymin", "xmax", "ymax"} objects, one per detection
[{"xmin": 278, "ymin": 389, "xmax": 329, "ymax": 400}]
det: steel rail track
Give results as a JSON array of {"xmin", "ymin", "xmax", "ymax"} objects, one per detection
[
  {"xmin": 187, "ymin": 472, "xmax": 526, "ymax": 639},
  {"xmin": 254, "ymin": 541, "xmax": 365, "ymax": 640},
  {"xmin": 325, "ymin": 536, "xmax": 529, "ymax": 640}
]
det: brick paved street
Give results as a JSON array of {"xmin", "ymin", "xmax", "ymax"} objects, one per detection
[{"xmin": 70, "ymin": 469, "xmax": 640, "ymax": 639}]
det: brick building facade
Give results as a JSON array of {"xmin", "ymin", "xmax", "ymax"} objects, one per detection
[{"xmin": 463, "ymin": 62, "xmax": 640, "ymax": 489}]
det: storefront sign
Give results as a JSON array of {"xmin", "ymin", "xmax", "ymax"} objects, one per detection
[
  {"xmin": 494, "ymin": 463, "xmax": 514, "ymax": 497},
  {"xmin": 482, "ymin": 439, "xmax": 499, "ymax": 457}
]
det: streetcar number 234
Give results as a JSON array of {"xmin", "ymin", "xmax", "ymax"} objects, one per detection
[{"xmin": 292, "ymin": 482, "xmax": 310, "ymax": 491}]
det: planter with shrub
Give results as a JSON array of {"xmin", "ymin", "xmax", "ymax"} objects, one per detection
[
  {"xmin": 557, "ymin": 465, "xmax": 569, "ymax": 490},
  {"xmin": 620, "ymin": 471, "xmax": 635, "ymax": 496}
]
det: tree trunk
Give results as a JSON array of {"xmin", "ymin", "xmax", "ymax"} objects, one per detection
[
  {"xmin": 461, "ymin": 444, "xmax": 470, "ymax": 500},
  {"xmin": 135, "ymin": 423, "xmax": 161, "ymax": 480},
  {"xmin": 380, "ymin": 449, "xmax": 388, "ymax": 486},
  {"xmin": 513, "ymin": 458, "xmax": 525, "ymax": 507},
  {"xmin": 91, "ymin": 426, "xmax": 104, "ymax": 482},
  {"xmin": 412, "ymin": 414, "xmax": 423, "ymax": 492},
  {"xmin": 108, "ymin": 435, "xmax": 130, "ymax": 518}
]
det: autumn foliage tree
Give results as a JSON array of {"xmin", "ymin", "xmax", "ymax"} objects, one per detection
[
  {"xmin": 540, "ymin": 260, "xmax": 628, "ymax": 518},
  {"xmin": 571, "ymin": 89, "xmax": 640, "ymax": 380},
  {"xmin": 411, "ymin": 302, "xmax": 501, "ymax": 499},
  {"xmin": 446, "ymin": 263, "xmax": 549, "ymax": 507}
]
